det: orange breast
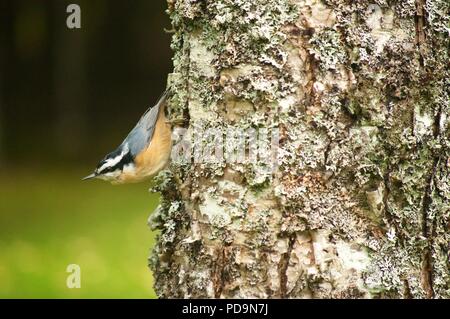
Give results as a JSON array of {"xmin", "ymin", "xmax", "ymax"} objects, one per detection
[
  {"xmin": 120, "ymin": 107, "xmax": 172, "ymax": 183},
  {"xmin": 136, "ymin": 107, "xmax": 172, "ymax": 173}
]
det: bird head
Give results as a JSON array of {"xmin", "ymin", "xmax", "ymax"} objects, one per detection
[{"xmin": 83, "ymin": 146, "xmax": 134, "ymax": 184}]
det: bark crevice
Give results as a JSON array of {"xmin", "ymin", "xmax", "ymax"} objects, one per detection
[
  {"xmin": 212, "ymin": 247, "xmax": 227, "ymax": 298},
  {"xmin": 278, "ymin": 234, "xmax": 296, "ymax": 298},
  {"xmin": 420, "ymin": 103, "xmax": 443, "ymax": 298},
  {"xmin": 414, "ymin": 0, "xmax": 426, "ymax": 66},
  {"xmin": 421, "ymin": 159, "xmax": 437, "ymax": 298}
]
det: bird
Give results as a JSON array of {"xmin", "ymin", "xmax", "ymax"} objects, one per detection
[{"xmin": 82, "ymin": 91, "xmax": 172, "ymax": 184}]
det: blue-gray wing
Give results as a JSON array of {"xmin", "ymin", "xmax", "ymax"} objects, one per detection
[{"xmin": 121, "ymin": 91, "xmax": 167, "ymax": 157}]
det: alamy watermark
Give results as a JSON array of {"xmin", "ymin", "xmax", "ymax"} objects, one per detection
[
  {"xmin": 171, "ymin": 122, "xmax": 281, "ymax": 173},
  {"xmin": 66, "ymin": 264, "xmax": 81, "ymax": 288},
  {"xmin": 66, "ymin": 4, "xmax": 81, "ymax": 29}
]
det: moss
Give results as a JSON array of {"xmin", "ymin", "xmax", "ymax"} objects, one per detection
[
  {"xmin": 424, "ymin": 0, "xmax": 450, "ymax": 34},
  {"xmin": 309, "ymin": 27, "xmax": 348, "ymax": 71},
  {"xmin": 153, "ymin": 0, "xmax": 450, "ymax": 298}
]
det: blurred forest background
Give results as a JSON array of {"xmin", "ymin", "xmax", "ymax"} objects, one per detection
[{"xmin": 0, "ymin": 0, "xmax": 172, "ymax": 298}]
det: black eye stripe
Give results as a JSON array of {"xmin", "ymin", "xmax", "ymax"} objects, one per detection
[{"xmin": 98, "ymin": 165, "xmax": 117, "ymax": 174}]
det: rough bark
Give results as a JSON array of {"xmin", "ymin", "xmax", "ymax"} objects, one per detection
[{"xmin": 149, "ymin": 0, "xmax": 449, "ymax": 298}]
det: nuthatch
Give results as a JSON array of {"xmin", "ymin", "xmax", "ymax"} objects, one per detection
[{"xmin": 83, "ymin": 91, "xmax": 172, "ymax": 184}]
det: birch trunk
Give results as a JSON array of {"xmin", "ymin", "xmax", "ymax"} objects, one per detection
[{"xmin": 149, "ymin": 0, "xmax": 449, "ymax": 298}]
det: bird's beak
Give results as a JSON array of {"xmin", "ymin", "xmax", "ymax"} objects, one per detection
[{"xmin": 82, "ymin": 173, "xmax": 97, "ymax": 181}]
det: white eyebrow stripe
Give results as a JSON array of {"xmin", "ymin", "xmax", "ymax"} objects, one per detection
[{"xmin": 99, "ymin": 154, "xmax": 123, "ymax": 171}]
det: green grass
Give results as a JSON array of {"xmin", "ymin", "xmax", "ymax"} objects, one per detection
[{"xmin": 0, "ymin": 168, "xmax": 159, "ymax": 298}]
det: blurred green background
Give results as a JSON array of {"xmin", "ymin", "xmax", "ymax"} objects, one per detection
[{"xmin": 0, "ymin": 0, "xmax": 172, "ymax": 298}]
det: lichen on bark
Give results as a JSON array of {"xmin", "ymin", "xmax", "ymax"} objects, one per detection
[{"xmin": 149, "ymin": 0, "xmax": 449, "ymax": 298}]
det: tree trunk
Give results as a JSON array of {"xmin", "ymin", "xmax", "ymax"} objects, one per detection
[{"xmin": 149, "ymin": 0, "xmax": 449, "ymax": 298}]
